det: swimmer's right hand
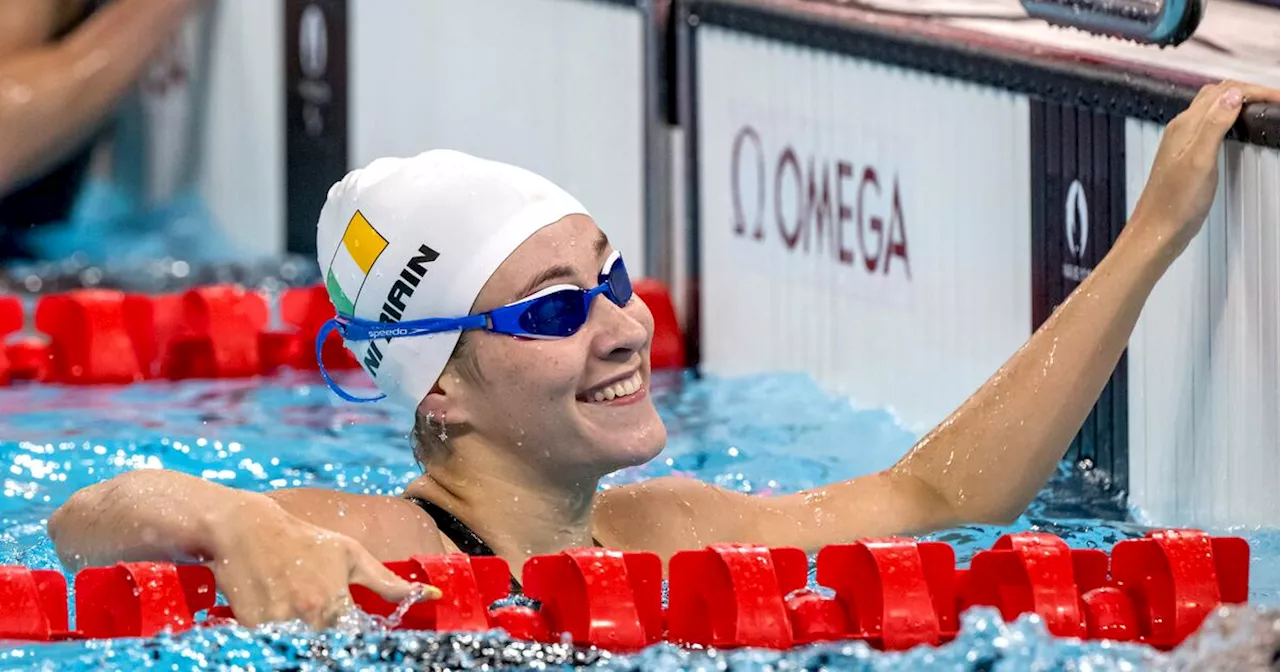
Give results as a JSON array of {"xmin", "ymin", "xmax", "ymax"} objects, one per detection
[{"xmin": 205, "ymin": 492, "xmax": 441, "ymax": 630}]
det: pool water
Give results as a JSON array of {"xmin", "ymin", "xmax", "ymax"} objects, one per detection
[{"xmin": 0, "ymin": 369, "xmax": 1275, "ymax": 670}]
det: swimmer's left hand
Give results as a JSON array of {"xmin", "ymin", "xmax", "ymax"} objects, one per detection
[{"xmin": 1130, "ymin": 81, "xmax": 1280, "ymax": 263}]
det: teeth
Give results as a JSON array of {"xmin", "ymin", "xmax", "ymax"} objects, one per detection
[{"xmin": 588, "ymin": 371, "xmax": 642, "ymax": 403}]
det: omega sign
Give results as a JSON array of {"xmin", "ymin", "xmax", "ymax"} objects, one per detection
[
  {"xmin": 730, "ymin": 126, "xmax": 911, "ymax": 279},
  {"xmin": 1063, "ymin": 178, "xmax": 1091, "ymax": 282}
]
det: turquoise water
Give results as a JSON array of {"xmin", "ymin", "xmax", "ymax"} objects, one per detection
[{"xmin": 0, "ymin": 369, "xmax": 1275, "ymax": 670}]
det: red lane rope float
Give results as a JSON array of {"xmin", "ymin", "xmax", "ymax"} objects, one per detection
[
  {"xmin": 0, "ymin": 279, "xmax": 687, "ymax": 388},
  {"xmin": 1109, "ymin": 529, "xmax": 1250, "ymax": 648},
  {"xmin": 0, "ymin": 530, "xmax": 1249, "ymax": 649},
  {"xmin": 4, "ymin": 338, "xmax": 53, "ymax": 382},
  {"xmin": 960, "ymin": 532, "xmax": 1108, "ymax": 639},
  {"xmin": 354, "ymin": 554, "xmax": 512, "ymax": 632},
  {"xmin": 271, "ymin": 284, "xmax": 360, "ymax": 374},
  {"xmin": 0, "ymin": 567, "xmax": 69, "ymax": 640},
  {"xmin": 0, "ymin": 296, "xmax": 22, "ymax": 385},
  {"xmin": 160, "ymin": 286, "xmax": 268, "ymax": 380},
  {"xmin": 632, "ymin": 279, "xmax": 685, "ymax": 370},
  {"xmin": 36, "ymin": 290, "xmax": 144, "ymax": 385},
  {"xmin": 521, "ymin": 547, "xmax": 665, "ymax": 651},
  {"xmin": 667, "ymin": 543, "xmax": 808, "ymax": 650},
  {"xmin": 817, "ymin": 538, "xmax": 959, "ymax": 650},
  {"xmin": 74, "ymin": 564, "xmax": 218, "ymax": 639}
]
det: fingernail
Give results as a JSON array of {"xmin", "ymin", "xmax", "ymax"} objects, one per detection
[
  {"xmin": 423, "ymin": 585, "xmax": 442, "ymax": 599},
  {"xmin": 1222, "ymin": 88, "xmax": 1243, "ymax": 109}
]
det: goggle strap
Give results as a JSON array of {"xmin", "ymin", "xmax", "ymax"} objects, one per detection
[{"xmin": 315, "ymin": 318, "xmax": 387, "ymax": 403}]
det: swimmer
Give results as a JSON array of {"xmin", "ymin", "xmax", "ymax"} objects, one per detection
[
  {"xmin": 49, "ymin": 81, "xmax": 1280, "ymax": 630},
  {"xmin": 0, "ymin": 0, "xmax": 202, "ymax": 258}
]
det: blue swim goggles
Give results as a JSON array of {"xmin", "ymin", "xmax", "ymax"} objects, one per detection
[{"xmin": 316, "ymin": 251, "xmax": 634, "ymax": 402}]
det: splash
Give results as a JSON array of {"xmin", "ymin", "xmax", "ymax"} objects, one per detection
[
  {"xmin": 329, "ymin": 582, "xmax": 434, "ymax": 636},
  {"xmin": 1163, "ymin": 605, "xmax": 1280, "ymax": 671}
]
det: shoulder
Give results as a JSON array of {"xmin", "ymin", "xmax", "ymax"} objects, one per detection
[
  {"xmin": 595, "ymin": 477, "xmax": 752, "ymax": 554},
  {"xmin": 265, "ymin": 488, "xmax": 446, "ymax": 562},
  {"xmin": 598, "ymin": 476, "xmax": 733, "ymax": 514}
]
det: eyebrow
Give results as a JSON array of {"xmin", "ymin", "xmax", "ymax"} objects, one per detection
[
  {"xmin": 513, "ymin": 231, "xmax": 613, "ymax": 301},
  {"xmin": 515, "ymin": 264, "xmax": 577, "ymax": 301}
]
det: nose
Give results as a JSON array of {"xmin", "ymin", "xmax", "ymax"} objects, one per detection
[{"xmin": 586, "ymin": 293, "xmax": 651, "ymax": 362}]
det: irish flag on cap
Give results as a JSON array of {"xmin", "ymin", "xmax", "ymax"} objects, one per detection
[{"xmin": 325, "ymin": 210, "xmax": 388, "ymax": 315}]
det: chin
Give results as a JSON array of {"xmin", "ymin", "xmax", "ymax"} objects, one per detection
[
  {"xmin": 573, "ymin": 390, "xmax": 666, "ymax": 464},
  {"xmin": 593, "ymin": 417, "xmax": 667, "ymax": 470}
]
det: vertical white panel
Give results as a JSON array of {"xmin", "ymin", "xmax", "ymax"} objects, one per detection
[
  {"xmin": 1235, "ymin": 144, "xmax": 1259, "ymax": 524},
  {"xmin": 817, "ymin": 48, "xmax": 835, "ymax": 389},
  {"xmin": 350, "ymin": 0, "xmax": 646, "ymax": 274},
  {"xmin": 1263, "ymin": 149, "xmax": 1280, "ymax": 518},
  {"xmin": 1129, "ymin": 115, "xmax": 1280, "ymax": 528},
  {"xmin": 696, "ymin": 27, "xmax": 1030, "ymax": 434},
  {"xmin": 1183, "ymin": 133, "xmax": 1222, "ymax": 525},
  {"xmin": 1212, "ymin": 149, "xmax": 1239, "ymax": 525},
  {"xmin": 199, "ymin": 0, "xmax": 285, "ymax": 257}
]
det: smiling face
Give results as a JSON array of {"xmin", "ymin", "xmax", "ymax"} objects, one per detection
[{"xmin": 423, "ymin": 214, "xmax": 667, "ymax": 478}]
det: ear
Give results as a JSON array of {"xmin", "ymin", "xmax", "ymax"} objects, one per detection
[{"xmin": 417, "ymin": 363, "xmax": 473, "ymax": 427}]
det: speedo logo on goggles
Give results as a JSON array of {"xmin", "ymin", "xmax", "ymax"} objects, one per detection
[
  {"xmin": 316, "ymin": 250, "xmax": 634, "ymax": 402},
  {"xmin": 365, "ymin": 327, "xmax": 412, "ymax": 339}
]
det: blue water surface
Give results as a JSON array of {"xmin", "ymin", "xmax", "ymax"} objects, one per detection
[{"xmin": 0, "ymin": 370, "xmax": 1274, "ymax": 671}]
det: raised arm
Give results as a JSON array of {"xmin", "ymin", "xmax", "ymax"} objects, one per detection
[
  {"xmin": 609, "ymin": 82, "xmax": 1279, "ymax": 554},
  {"xmin": 874, "ymin": 82, "xmax": 1279, "ymax": 532},
  {"xmin": 49, "ymin": 469, "xmax": 441, "ymax": 628},
  {"xmin": 0, "ymin": 0, "xmax": 198, "ymax": 192}
]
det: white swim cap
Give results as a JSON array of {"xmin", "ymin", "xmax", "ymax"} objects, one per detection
[{"xmin": 315, "ymin": 149, "xmax": 590, "ymax": 409}]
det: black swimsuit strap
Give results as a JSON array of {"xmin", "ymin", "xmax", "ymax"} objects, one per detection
[
  {"xmin": 408, "ymin": 496, "xmax": 501, "ymax": 557},
  {"xmin": 405, "ymin": 496, "xmax": 602, "ymax": 593}
]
